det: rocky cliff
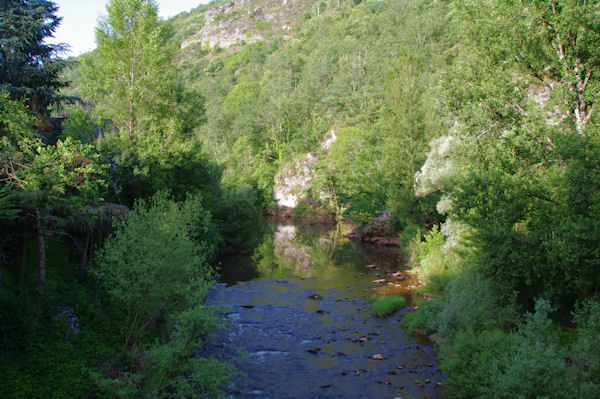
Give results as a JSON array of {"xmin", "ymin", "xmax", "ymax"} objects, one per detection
[{"xmin": 181, "ymin": 0, "xmax": 313, "ymax": 50}]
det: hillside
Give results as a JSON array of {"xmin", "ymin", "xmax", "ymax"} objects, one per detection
[{"xmin": 168, "ymin": 0, "xmax": 452, "ymax": 223}]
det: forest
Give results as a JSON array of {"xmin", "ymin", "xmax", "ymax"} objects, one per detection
[{"xmin": 1, "ymin": 0, "xmax": 600, "ymax": 397}]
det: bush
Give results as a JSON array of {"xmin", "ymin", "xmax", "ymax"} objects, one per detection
[
  {"xmin": 495, "ymin": 299, "xmax": 579, "ymax": 399},
  {"xmin": 573, "ymin": 299, "xmax": 600, "ymax": 384},
  {"xmin": 408, "ymin": 225, "xmax": 458, "ymax": 293},
  {"xmin": 93, "ymin": 191, "xmax": 228, "ymax": 397},
  {"xmin": 440, "ymin": 328, "xmax": 517, "ymax": 398},
  {"xmin": 213, "ymin": 185, "xmax": 264, "ymax": 253},
  {"xmin": 416, "ymin": 271, "xmax": 519, "ymax": 342},
  {"xmin": 398, "ymin": 223, "xmax": 423, "ymax": 249},
  {"xmin": 370, "ymin": 295, "xmax": 406, "ymax": 318},
  {"xmin": 437, "ymin": 298, "xmax": 600, "ymax": 399}
]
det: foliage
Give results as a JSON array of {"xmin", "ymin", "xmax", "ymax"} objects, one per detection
[
  {"xmin": 106, "ymin": 118, "xmax": 221, "ymax": 205},
  {"xmin": 81, "ymin": 0, "xmax": 216, "ymax": 206},
  {"xmin": 398, "ymin": 224, "xmax": 423, "ymax": 249},
  {"xmin": 81, "ymin": 0, "xmax": 177, "ymax": 148},
  {"xmin": 0, "ymin": 0, "xmax": 67, "ymax": 125},
  {"xmin": 60, "ymin": 105, "xmax": 96, "ymax": 143},
  {"xmin": 0, "ymin": 92, "xmax": 34, "ymax": 221},
  {"xmin": 408, "ymin": 225, "xmax": 458, "ymax": 293},
  {"xmin": 370, "ymin": 295, "xmax": 406, "ymax": 318},
  {"xmin": 93, "ymin": 191, "xmax": 228, "ymax": 396},
  {"xmin": 171, "ymin": 0, "xmax": 452, "ymax": 219},
  {"xmin": 94, "ymin": 191, "xmax": 216, "ymax": 356},
  {"xmin": 413, "ymin": 271, "xmax": 519, "ymax": 343},
  {"xmin": 440, "ymin": 328, "xmax": 518, "ymax": 398},
  {"xmin": 447, "ymin": 118, "xmax": 600, "ymax": 311},
  {"xmin": 0, "ymin": 91, "xmax": 36, "ymax": 151},
  {"xmin": 23, "ymin": 137, "xmax": 108, "ymax": 209},
  {"xmin": 453, "ymin": 0, "xmax": 600, "ymax": 135},
  {"xmin": 213, "ymin": 185, "xmax": 264, "ymax": 253}
]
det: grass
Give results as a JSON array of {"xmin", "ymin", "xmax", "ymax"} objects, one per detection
[{"xmin": 370, "ymin": 295, "xmax": 406, "ymax": 318}]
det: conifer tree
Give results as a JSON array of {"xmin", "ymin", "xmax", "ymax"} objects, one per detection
[{"xmin": 0, "ymin": 0, "xmax": 67, "ymax": 135}]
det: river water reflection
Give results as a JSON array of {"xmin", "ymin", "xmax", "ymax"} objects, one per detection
[
  {"xmin": 218, "ymin": 220, "xmax": 424, "ymax": 303},
  {"xmin": 208, "ymin": 220, "xmax": 442, "ymax": 399}
]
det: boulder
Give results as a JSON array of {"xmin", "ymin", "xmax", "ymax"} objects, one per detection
[
  {"xmin": 53, "ymin": 306, "xmax": 81, "ymax": 340},
  {"xmin": 345, "ymin": 211, "xmax": 399, "ymax": 246}
]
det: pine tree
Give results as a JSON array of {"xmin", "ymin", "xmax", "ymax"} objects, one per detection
[{"xmin": 0, "ymin": 0, "xmax": 67, "ymax": 135}]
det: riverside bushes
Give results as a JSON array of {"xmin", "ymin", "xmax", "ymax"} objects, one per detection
[
  {"xmin": 93, "ymin": 191, "xmax": 229, "ymax": 397},
  {"xmin": 405, "ymin": 225, "xmax": 600, "ymax": 397},
  {"xmin": 407, "ymin": 278, "xmax": 600, "ymax": 398}
]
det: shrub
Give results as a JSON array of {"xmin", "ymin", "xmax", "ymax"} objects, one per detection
[
  {"xmin": 438, "ymin": 299, "xmax": 600, "ymax": 399},
  {"xmin": 421, "ymin": 271, "xmax": 519, "ymax": 342},
  {"xmin": 398, "ymin": 223, "xmax": 423, "ymax": 249},
  {"xmin": 370, "ymin": 295, "xmax": 406, "ymax": 318},
  {"xmin": 403, "ymin": 306, "xmax": 428, "ymax": 333},
  {"xmin": 95, "ymin": 191, "xmax": 216, "ymax": 355},
  {"xmin": 409, "ymin": 225, "xmax": 458, "ymax": 293},
  {"xmin": 572, "ymin": 299, "xmax": 600, "ymax": 384},
  {"xmin": 440, "ymin": 328, "xmax": 517, "ymax": 398},
  {"xmin": 93, "ymin": 191, "xmax": 229, "ymax": 397},
  {"xmin": 213, "ymin": 185, "xmax": 264, "ymax": 253},
  {"xmin": 495, "ymin": 299, "xmax": 579, "ymax": 399}
]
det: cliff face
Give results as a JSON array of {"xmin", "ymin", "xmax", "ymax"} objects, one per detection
[
  {"xmin": 180, "ymin": 0, "xmax": 312, "ymax": 50},
  {"xmin": 272, "ymin": 129, "xmax": 337, "ymax": 220}
]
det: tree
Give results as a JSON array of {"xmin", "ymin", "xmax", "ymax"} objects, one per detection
[
  {"xmin": 0, "ymin": 0, "xmax": 67, "ymax": 135},
  {"xmin": 422, "ymin": 0, "xmax": 600, "ymax": 310},
  {"xmin": 453, "ymin": 0, "xmax": 600, "ymax": 135},
  {"xmin": 81, "ymin": 0, "xmax": 176, "ymax": 149},
  {"xmin": 19, "ymin": 138, "xmax": 107, "ymax": 295},
  {"xmin": 1, "ymin": 97, "xmax": 108, "ymax": 295}
]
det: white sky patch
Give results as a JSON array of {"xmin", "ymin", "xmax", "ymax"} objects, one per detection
[{"xmin": 46, "ymin": 0, "xmax": 208, "ymax": 56}]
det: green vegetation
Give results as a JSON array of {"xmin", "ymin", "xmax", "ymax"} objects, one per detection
[
  {"xmin": 0, "ymin": 0, "xmax": 67, "ymax": 136},
  {"xmin": 0, "ymin": 0, "xmax": 234, "ymax": 397},
  {"xmin": 3, "ymin": 0, "xmax": 600, "ymax": 396},
  {"xmin": 370, "ymin": 295, "xmax": 406, "ymax": 318},
  {"xmin": 92, "ymin": 192, "xmax": 229, "ymax": 397},
  {"xmin": 401, "ymin": 0, "xmax": 600, "ymax": 396}
]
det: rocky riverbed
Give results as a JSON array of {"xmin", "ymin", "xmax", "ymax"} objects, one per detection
[
  {"xmin": 205, "ymin": 278, "xmax": 443, "ymax": 398},
  {"xmin": 204, "ymin": 221, "xmax": 443, "ymax": 398}
]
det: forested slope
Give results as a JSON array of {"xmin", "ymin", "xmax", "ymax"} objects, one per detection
[{"xmin": 67, "ymin": 0, "xmax": 453, "ymax": 225}]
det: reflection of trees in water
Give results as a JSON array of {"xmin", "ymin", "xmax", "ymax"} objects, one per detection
[
  {"xmin": 252, "ymin": 222, "xmax": 359, "ymax": 278},
  {"xmin": 252, "ymin": 222, "xmax": 343, "ymax": 278},
  {"xmin": 273, "ymin": 225, "xmax": 314, "ymax": 277},
  {"xmin": 250, "ymin": 221, "xmax": 406, "ymax": 280}
]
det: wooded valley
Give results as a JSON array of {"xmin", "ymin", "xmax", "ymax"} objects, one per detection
[{"xmin": 1, "ymin": 0, "xmax": 600, "ymax": 397}]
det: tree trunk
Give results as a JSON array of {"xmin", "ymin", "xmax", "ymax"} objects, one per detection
[
  {"xmin": 80, "ymin": 228, "xmax": 90, "ymax": 274},
  {"xmin": 19, "ymin": 224, "xmax": 27, "ymax": 284},
  {"xmin": 37, "ymin": 212, "xmax": 46, "ymax": 296}
]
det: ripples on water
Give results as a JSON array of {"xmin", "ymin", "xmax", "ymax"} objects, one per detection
[{"xmin": 207, "ymin": 220, "xmax": 443, "ymax": 399}]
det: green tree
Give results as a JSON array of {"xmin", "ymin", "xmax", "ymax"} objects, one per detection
[
  {"xmin": 0, "ymin": 0, "xmax": 67, "ymax": 135},
  {"xmin": 22, "ymin": 138, "xmax": 107, "ymax": 295},
  {"xmin": 81, "ymin": 0, "xmax": 176, "ymax": 148},
  {"xmin": 426, "ymin": 0, "xmax": 600, "ymax": 310},
  {"xmin": 453, "ymin": 0, "xmax": 600, "ymax": 135}
]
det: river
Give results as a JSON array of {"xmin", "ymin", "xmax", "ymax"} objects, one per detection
[{"xmin": 204, "ymin": 220, "xmax": 443, "ymax": 398}]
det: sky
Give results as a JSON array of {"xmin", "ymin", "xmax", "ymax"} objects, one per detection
[{"xmin": 48, "ymin": 0, "xmax": 208, "ymax": 56}]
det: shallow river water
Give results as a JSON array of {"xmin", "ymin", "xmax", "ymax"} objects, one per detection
[{"xmin": 205, "ymin": 221, "xmax": 443, "ymax": 398}]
